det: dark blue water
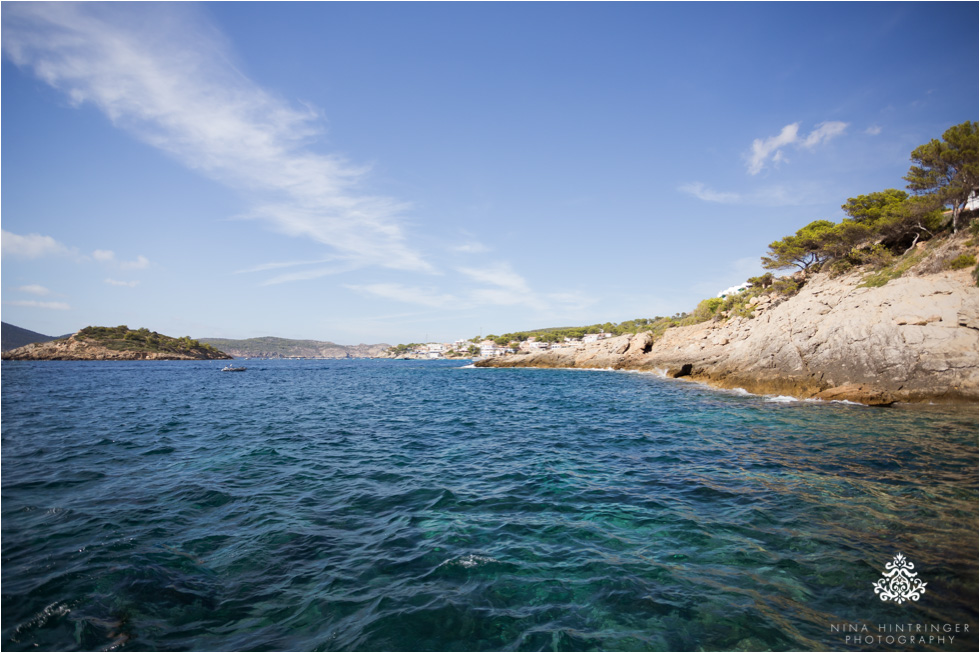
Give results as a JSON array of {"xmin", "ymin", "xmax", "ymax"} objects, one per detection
[{"xmin": 2, "ymin": 359, "xmax": 977, "ymax": 651}]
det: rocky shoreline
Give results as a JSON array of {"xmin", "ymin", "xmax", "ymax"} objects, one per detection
[
  {"xmin": 1, "ymin": 333, "xmax": 232, "ymax": 361},
  {"xmin": 475, "ymin": 267, "xmax": 979, "ymax": 406}
]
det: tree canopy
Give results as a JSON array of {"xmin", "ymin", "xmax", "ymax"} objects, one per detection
[
  {"xmin": 841, "ymin": 189, "xmax": 908, "ymax": 224},
  {"xmin": 903, "ymin": 120, "xmax": 978, "ymax": 231},
  {"xmin": 761, "ymin": 220, "xmax": 837, "ymax": 272}
]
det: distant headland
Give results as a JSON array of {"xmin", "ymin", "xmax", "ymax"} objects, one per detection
[
  {"xmin": 197, "ymin": 336, "xmax": 390, "ymax": 359},
  {"xmin": 1, "ymin": 325, "xmax": 232, "ymax": 361}
]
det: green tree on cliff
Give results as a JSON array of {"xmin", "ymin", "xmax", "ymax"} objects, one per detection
[
  {"xmin": 761, "ymin": 220, "xmax": 837, "ymax": 272},
  {"xmin": 841, "ymin": 189, "xmax": 909, "ymax": 224},
  {"xmin": 904, "ymin": 120, "xmax": 978, "ymax": 232}
]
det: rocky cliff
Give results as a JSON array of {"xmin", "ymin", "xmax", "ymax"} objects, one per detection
[{"xmin": 476, "ymin": 266, "xmax": 979, "ymax": 406}]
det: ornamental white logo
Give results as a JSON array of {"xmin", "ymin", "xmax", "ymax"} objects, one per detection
[{"xmin": 873, "ymin": 553, "xmax": 927, "ymax": 604}]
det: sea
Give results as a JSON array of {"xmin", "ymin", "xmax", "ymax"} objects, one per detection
[{"xmin": 1, "ymin": 359, "xmax": 977, "ymax": 652}]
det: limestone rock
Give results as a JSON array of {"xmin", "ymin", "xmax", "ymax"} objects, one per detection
[{"xmin": 477, "ymin": 267, "xmax": 979, "ymax": 404}]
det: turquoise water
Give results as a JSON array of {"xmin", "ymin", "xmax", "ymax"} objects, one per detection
[{"xmin": 1, "ymin": 359, "xmax": 977, "ymax": 651}]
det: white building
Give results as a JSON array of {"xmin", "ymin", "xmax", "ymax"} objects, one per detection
[
  {"xmin": 479, "ymin": 344, "xmax": 514, "ymax": 357},
  {"xmin": 582, "ymin": 332, "xmax": 613, "ymax": 343},
  {"xmin": 966, "ymin": 190, "xmax": 979, "ymax": 212},
  {"xmin": 717, "ymin": 283, "xmax": 752, "ymax": 299}
]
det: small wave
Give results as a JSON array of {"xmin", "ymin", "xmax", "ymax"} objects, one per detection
[
  {"xmin": 11, "ymin": 601, "xmax": 71, "ymax": 642},
  {"xmin": 765, "ymin": 395, "xmax": 799, "ymax": 403},
  {"xmin": 803, "ymin": 398, "xmax": 867, "ymax": 406},
  {"xmin": 436, "ymin": 554, "xmax": 499, "ymax": 569},
  {"xmin": 457, "ymin": 364, "xmax": 477, "ymax": 369}
]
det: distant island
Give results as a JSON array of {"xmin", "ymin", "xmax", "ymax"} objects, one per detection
[
  {"xmin": 1, "ymin": 325, "xmax": 232, "ymax": 361},
  {"xmin": 1, "ymin": 321, "xmax": 64, "ymax": 351},
  {"xmin": 198, "ymin": 336, "xmax": 390, "ymax": 359}
]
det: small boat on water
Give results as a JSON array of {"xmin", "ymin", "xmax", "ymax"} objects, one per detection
[{"xmin": 221, "ymin": 365, "xmax": 247, "ymax": 372}]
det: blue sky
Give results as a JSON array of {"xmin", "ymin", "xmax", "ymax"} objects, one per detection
[{"xmin": 2, "ymin": 2, "xmax": 977, "ymax": 344}]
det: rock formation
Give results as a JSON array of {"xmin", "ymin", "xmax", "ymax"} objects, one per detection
[
  {"xmin": 476, "ymin": 267, "xmax": 979, "ymax": 406},
  {"xmin": 1, "ymin": 333, "xmax": 232, "ymax": 361}
]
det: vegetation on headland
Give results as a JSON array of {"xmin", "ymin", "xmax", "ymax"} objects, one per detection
[
  {"xmin": 2, "ymin": 325, "xmax": 234, "ymax": 360},
  {"xmin": 387, "ymin": 121, "xmax": 978, "ymax": 357},
  {"xmin": 75, "ymin": 325, "xmax": 226, "ymax": 357}
]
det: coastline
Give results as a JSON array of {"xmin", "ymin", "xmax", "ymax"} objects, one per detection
[{"xmin": 476, "ymin": 266, "xmax": 979, "ymax": 406}]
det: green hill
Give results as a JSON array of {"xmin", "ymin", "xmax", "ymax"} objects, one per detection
[
  {"xmin": 198, "ymin": 336, "xmax": 390, "ymax": 359},
  {"xmin": 1, "ymin": 322, "xmax": 61, "ymax": 351},
  {"xmin": 2, "ymin": 325, "xmax": 232, "ymax": 361}
]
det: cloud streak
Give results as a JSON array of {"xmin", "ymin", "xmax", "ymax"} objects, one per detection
[
  {"xmin": 16, "ymin": 284, "xmax": 52, "ymax": 296},
  {"xmin": 679, "ymin": 182, "xmax": 819, "ymax": 207},
  {"xmin": 801, "ymin": 121, "xmax": 848, "ymax": 149},
  {"xmin": 346, "ymin": 283, "xmax": 456, "ymax": 308},
  {"xmin": 2, "ymin": 2, "xmax": 430, "ymax": 274},
  {"xmin": 457, "ymin": 261, "xmax": 594, "ymax": 312},
  {"xmin": 745, "ymin": 121, "xmax": 848, "ymax": 175},
  {"xmin": 2, "ymin": 230, "xmax": 73, "ymax": 259},
  {"xmin": 5, "ymin": 300, "xmax": 70, "ymax": 310},
  {"xmin": 92, "ymin": 249, "xmax": 151, "ymax": 269},
  {"xmin": 677, "ymin": 182, "xmax": 741, "ymax": 204}
]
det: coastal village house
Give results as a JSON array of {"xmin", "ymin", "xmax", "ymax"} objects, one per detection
[
  {"xmin": 403, "ymin": 331, "xmax": 614, "ymax": 361},
  {"xmin": 965, "ymin": 190, "xmax": 979, "ymax": 212},
  {"xmin": 717, "ymin": 283, "xmax": 752, "ymax": 299}
]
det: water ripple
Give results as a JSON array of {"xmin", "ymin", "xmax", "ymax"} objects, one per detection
[{"xmin": 2, "ymin": 359, "xmax": 977, "ymax": 651}]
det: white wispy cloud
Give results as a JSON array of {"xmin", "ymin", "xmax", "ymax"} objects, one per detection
[
  {"xmin": 346, "ymin": 283, "xmax": 456, "ymax": 308},
  {"xmin": 260, "ymin": 260, "xmax": 364, "ymax": 286},
  {"xmin": 1, "ymin": 230, "xmax": 73, "ymax": 259},
  {"xmin": 455, "ymin": 261, "xmax": 593, "ymax": 313},
  {"xmin": 105, "ymin": 278, "xmax": 140, "ymax": 287},
  {"xmin": 800, "ymin": 121, "xmax": 848, "ymax": 148},
  {"xmin": 457, "ymin": 262, "xmax": 533, "ymax": 296},
  {"xmin": 865, "ymin": 125, "xmax": 882, "ymax": 135},
  {"xmin": 120, "ymin": 255, "xmax": 150, "ymax": 270},
  {"xmin": 92, "ymin": 249, "xmax": 151, "ymax": 270},
  {"xmin": 680, "ymin": 182, "xmax": 817, "ymax": 207},
  {"xmin": 17, "ymin": 284, "xmax": 51, "ymax": 295},
  {"xmin": 747, "ymin": 123, "xmax": 800, "ymax": 175},
  {"xmin": 344, "ymin": 260, "xmax": 594, "ymax": 317},
  {"xmin": 2, "ymin": 2, "xmax": 430, "ymax": 275},
  {"xmin": 5, "ymin": 300, "xmax": 70, "ymax": 310},
  {"xmin": 745, "ymin": 121, "xmax": 849, "ymax": 175},
  {"xmin": 678, "ymin": 182, "xmax": 741, "ymax": 204},
  {"xmin": 235, "ymin": 257, "xmax": 340, "ymax": 274},
  {"xmin": 451, "ymin": 242, "xmax": 491, "ymax": 254}
]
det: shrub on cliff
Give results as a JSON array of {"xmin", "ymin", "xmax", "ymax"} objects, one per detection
[
  {"xmin": 948, "ymin": 254, "xmax": 976, "ymax": 270},
  {"xmin": 688, "ymin": 298, "xmax": 725, "ymax": 323},
  {"xmin": 74, "ymin": 325, "xmax": 225, "ymax": 357}
]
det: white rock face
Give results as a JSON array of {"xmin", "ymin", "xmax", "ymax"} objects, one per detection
[{"xmin": 478, "ymin": 267, "xmax": 979, "ymax": 405}]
